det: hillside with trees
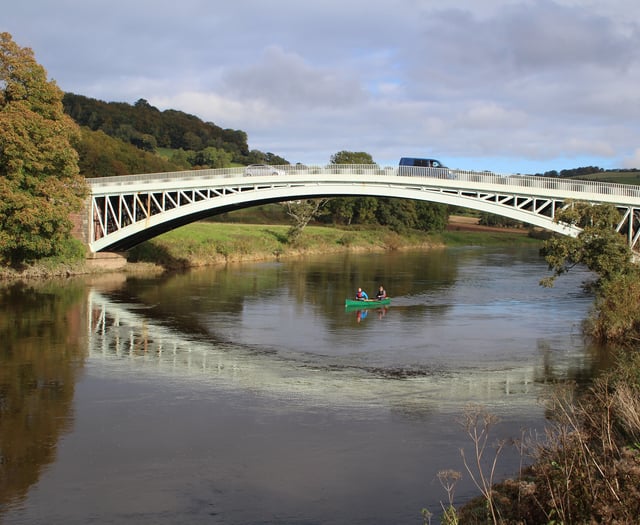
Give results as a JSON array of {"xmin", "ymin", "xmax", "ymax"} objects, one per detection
[
  {"xmin": 74, "ymin": 127, "xmax": 188, "ymax": 177},
  {"xmin": 62, "ymin": 93, "xmax": 288, "ymax": 177}
]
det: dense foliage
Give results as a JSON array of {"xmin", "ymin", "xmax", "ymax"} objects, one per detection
[
  {"xmin": 541, "ymin": 202, "xmax": 633, "ymax": 287},
  {"xmin": 478, "ymin": 213, "xmax": 523, "ymax": 228},
  {"xmin": 539, "ymin": 202, "xmax": 640, "ymax": 345},
  {"xmin": 63, "ymin": 93, "xmax": 289, "ymax": 171},
  {"xmin": 0, "ymin": 32, "xmax": 88, "ymax": 265},
  {"xmin": 534, "ymin": 166, "xmax": 640, "ymax": 178},
  {"xmin": 63, "ymin": 94, "xmax": 250, "ymax": 159},
  {"xmin": 75, "ymin": 127, "xmax": 187, "ymax": 177}
]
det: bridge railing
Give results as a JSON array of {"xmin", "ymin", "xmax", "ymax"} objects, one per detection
[
  {"xmin": 87, "ymin": 164, "xmax": 640, "ymax": 200},
  {"xmin": 454, "ymin": 170, "xmax": 640, "ymax": 199}
]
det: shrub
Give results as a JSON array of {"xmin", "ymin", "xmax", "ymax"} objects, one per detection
[{"xmin": 588, "ymin": 271, "xmax": 640, "ymax": 345}]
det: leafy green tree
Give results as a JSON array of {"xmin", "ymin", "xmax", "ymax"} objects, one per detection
[
  {"xmin": 415, "ymin": 201, "xmax": 448, "ymax": 232},
  {"xmin": 169, "ymin": 148, "xmax": 192, "ymax": 169},
  {"xmin": 375, "ymin": 198, "xmax": 417, "ymax": 232},
  {"xmin": 322, "ymin": 198, "xmax": 357, "ymax": 225},
  {"xmin": 131, "ymin": 132, "xmax": 157, "ymax": 152},
  {"xmin": 541, "ymin": 202, "xmax": 632, "ymax": 287},
  {"xmin": 263, "ymin": 152, "xmax": 288, "ymax": 166},
  {"xmin": 0, "ymin": 32, "xmax": 88, "ymax": 265},
  {"xmin": 182, "ymin": 131, "xmax": 202, "ymax": 150},
  {"xmin": 330, "ymin": 150, "xmax": 374, "ymax": 164},
  {"xmin": 541, "ymin": 202, "xmax": 640, "ymax": 345},
  {"xmin": 325, "ymin": 151, "xmax": 376, "ymax": 226},
  {"xmin": 189, "ymin": 146, "xmax": 233, "ymax": 168},
  {"xmin": 246, "ymin": 150, "xmax": 289, "ymax": 166}
]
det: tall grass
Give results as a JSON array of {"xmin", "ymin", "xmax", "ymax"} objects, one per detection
[{"xmin": 447, "ymin": 352, "xmax": 640, "ymax": 524}]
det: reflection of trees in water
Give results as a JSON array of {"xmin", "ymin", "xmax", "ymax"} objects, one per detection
[
  {"xmin": 0, "ymin": 282, "xmax": 87, "ymax": 512},
  {"xmin": 536, "ymin": 338, "xmax": 617, "ymax": 421},
  {"xmin": 110, "ymin": 249, "xmax": 461, "ymax": 335}
]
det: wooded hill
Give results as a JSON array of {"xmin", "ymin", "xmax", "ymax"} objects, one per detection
[
  {"xmin": 62, "ymin": 93, "xmax": 288, "ymax": 178},
  {"xmin": 535, "ymin": 165, "xmax": 640, "ymax": 180}
]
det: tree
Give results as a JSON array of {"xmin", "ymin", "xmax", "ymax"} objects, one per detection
[
  {"xmin": 375, "ymin": 198, "xmax": 417, "ymax": 232},
  {"xmin": 284, "ymin": 199, "xmax": 328, "ymax": 244},
  {"xmin": 540, "ymin": 202, "xmax": 633, "ymax": 287},
  {"xmin": 325, "ymin": 151, "xmax": 449, "ymax": 232},
  {"xmin": 0, "ymin": 32, "xmax": 88, "ymax": 265},
  {"xmin": 330, "ymin": 150, "xmax": 374, "ymax": 165},
  {"xmin": 541, "ymin": 202, "xmax": 640, "ymax": 345},
  {"xmin": 281, "ymin": 150, "xmax": 376, "ymax": 241},
  {"xmin": 189, "ymin": 146, "xmax": 233, "ymax": 169},
  {"xmin": 415, "ymin": 201, "xmax": 448, "ymax": 232},
  {"xmin": 325, "ymin": 151, "xmax": 376, "ymax": 226}
]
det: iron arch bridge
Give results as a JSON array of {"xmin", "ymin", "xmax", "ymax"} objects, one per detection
[{"xmin": 86, "ymin": 165, "xmax": 640, "ymax": 253}]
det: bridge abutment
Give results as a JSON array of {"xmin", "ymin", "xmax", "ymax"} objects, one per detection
[
  {"xmin": 70, "ymin": 209, "xmax": 89, "ymax": 245},
  {"xmin": 71, "ymin": 206, "xmax": 127, "ymax": 269},
  {"xmin": 85, "ymin": 251, "xmax": 128, "ymax": 270}
]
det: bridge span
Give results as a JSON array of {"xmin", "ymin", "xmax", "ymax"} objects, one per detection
[{"xmin": 85, "ymin": 165, "xmax": 640, "ymax": 253}]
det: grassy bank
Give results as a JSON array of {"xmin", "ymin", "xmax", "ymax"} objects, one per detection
[
  {"xmin": 126, "ymin": 222, "xmax": 541, "ymax": 269},
  {"xmin": 0, "ymin": 220, "xmax": 541, "ymax": 280}
]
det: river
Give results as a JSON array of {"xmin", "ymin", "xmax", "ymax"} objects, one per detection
[{"xmin": 0, "ymin": 245, "xmax": 608, "ymax": 524}]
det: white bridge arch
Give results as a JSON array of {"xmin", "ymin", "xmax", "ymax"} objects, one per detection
[{"xmin": 87, "ymin": 165, "xmax": 640, "ymax": 253}]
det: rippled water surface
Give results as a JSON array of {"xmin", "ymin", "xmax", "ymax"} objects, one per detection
[{"xmin": 0, "ymin": 245, "xmax": 607, "ymax": 524}]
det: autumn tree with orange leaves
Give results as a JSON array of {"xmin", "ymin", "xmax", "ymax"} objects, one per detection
[{"xmin": 0, "ymin": 32, "xmax": 87, "ymax": 265}]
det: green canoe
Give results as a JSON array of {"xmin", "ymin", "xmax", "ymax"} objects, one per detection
[{"xmin": 345, "ymin": 298, "xmax": 391, "ymax": 308}]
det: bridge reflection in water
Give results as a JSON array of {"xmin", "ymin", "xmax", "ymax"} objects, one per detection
[{"xmin": 87, "ymin": 289, "xmax": 588, "ymax": 416}]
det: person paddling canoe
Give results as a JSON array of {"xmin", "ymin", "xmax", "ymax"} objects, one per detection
[
  {"xmin": 376, "ymin": 285, "xmax": 387, "ymax": 300},
  {"xmin": 356, "ymin": 287, "xmax": 369, "ymax": 300}
]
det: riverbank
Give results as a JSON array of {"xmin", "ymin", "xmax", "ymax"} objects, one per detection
[
  {"xmin": 128, "ymin": 217, "xmax": 538, "ymax": 268},
  {"xmin": 0, "ymin": 217, "xmax": 540, "ymax": 281}
]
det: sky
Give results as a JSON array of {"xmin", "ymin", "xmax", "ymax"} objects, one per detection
[{"xmin": 4, "ymin": 0, "xmax": 640, "ymax": 174}]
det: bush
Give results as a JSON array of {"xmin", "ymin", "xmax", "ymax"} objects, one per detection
[{"xmin": 588, "ymin": 271, "xmax": 640, "ymax": 345}]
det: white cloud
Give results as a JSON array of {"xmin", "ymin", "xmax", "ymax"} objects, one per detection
[
  {"xmin": 4, "ymin": 0, "xmax": 640, "ymax": 171},
  {"xmin": 221, "ymin": 46, "xmax": 366, "ymax": 110},
  {"xmin": 151, "ymin": 92, "xmax": 282, "ymax": 129}
]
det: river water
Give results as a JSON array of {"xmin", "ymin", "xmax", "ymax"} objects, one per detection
[{"xmin": 0, "ymin": 245, "xmax": 608, "ymax": 524}]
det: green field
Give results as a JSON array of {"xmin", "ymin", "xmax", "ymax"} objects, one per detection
[{"xmin": 575, "ymin": 170, "xmax": 640, "ymax": 185}]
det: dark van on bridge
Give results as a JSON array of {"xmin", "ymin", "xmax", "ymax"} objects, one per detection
[{"xmin": 399, "ymin": 157, "xmax": 454, "ymax": 178}]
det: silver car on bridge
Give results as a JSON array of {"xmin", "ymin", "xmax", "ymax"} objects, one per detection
[{"xmin": 244, "ymin": 164, "xmax": 285, "ymax": 176}]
